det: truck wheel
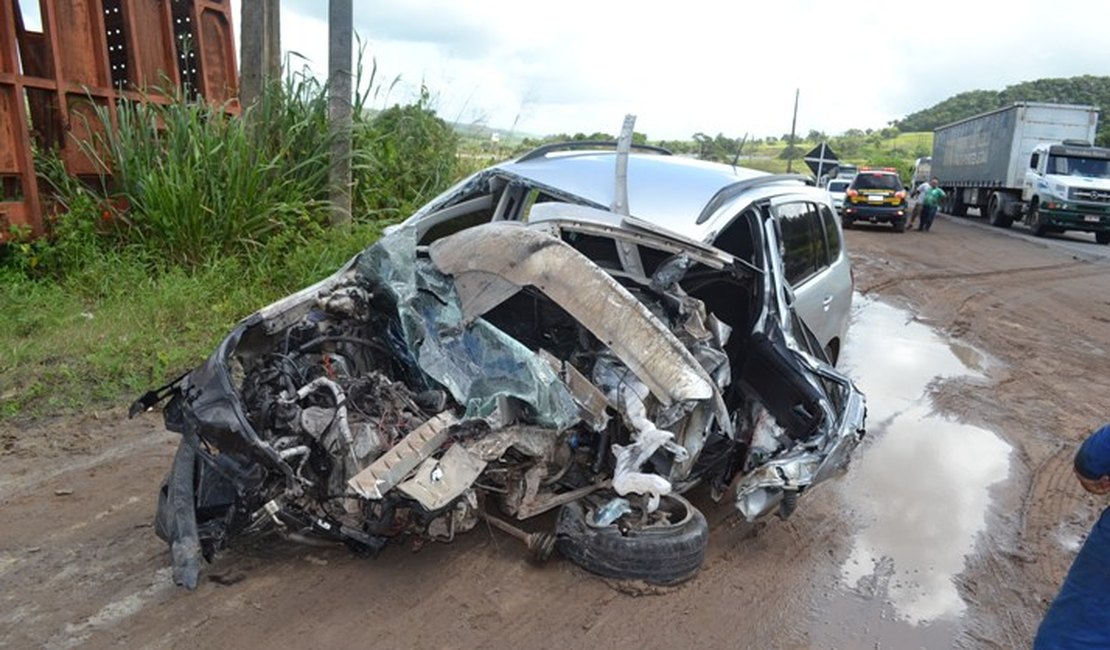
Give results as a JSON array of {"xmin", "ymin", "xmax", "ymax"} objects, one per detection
[
  {"xmin": 1028, "ymin": 201, "xmax": 1047, "ymax": 237},
  {"xmin": 842, "ymin": 217, "xmax": 853, "ymax": 230},
  {"xmin": 1097, "ymin": 232, "xmax": 1110, "ymax": 245},
  {"xmin": 556, "ymin": 494, "xmax": 709, "ymax": 585},
  {"xmin": 892, "ymin": 217, "xmax": 906, "ymax": 233},
  {"xmin": 952, "ymin": 193, "xmax": 968, "ymax": 217},
  {"xmin": 988, "ymin": 193, "xmax": 1013, "ymax": 228}
]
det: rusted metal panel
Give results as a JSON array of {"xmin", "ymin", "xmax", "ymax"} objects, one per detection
[
  {"xmin": 0, "ymin": 200, "xmax": 27, "ymax": 231},
  {"xmin": 0, "ymin": 88, "xmax": 19, "ymax": 172},
  {"xmin": 61, "ymin": 93, "xmax": 110, "ymax": 176},
  {"xmin": 52, "ymin": 0, "xmax": 109, "ymax": 86},
  {"xmin": 197, "ymin": 5, "xmax": 237, "ymax": 105},
  {"xmin": 123, "ymin": 0, "xmax": 177, "ymax": 90},
  {"xmin": 0, "ymin": 0, "xmax": 239, "ymax": 238}
]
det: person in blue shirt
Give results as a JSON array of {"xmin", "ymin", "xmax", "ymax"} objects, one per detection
[{"xmin": 1034, "ymin": 423, "xmax": 1110, "ymax": 649}]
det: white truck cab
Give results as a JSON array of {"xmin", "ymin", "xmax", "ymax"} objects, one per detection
[{"xmin": 1023, "ymin": 141, "xmax": 1110, "ymax": 243}]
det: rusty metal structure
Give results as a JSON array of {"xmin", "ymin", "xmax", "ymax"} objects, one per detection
[{"xmin": 0, "ymin": 0, "xmax": 238, "ymax": 237}]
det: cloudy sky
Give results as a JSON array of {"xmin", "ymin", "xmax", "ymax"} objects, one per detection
[{"xmin": 241, "ymin": 1, "xmax": 1106, "ymax": 140}]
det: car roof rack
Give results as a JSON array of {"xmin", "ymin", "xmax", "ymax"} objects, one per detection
[
  {"xmin": 696, "ymin": 174, "xmax": 813, "ymax": 224},
  {"xmin": 516, "ymin": 140, "xmax": 673, "ymax": 163}
]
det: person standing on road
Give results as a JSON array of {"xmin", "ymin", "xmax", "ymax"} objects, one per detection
[
  {"xmin": 910, "ymin": 179, "xmax": 930, "ymax": 229},
  {"xmin": 1033, "ymin": 423, "xmax": 1110, "ymax": 649},
  {"xmin": 918, "ymin": 178, "xmax": 945, "ymax": 232}
]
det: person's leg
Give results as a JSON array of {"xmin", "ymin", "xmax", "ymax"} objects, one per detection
[
  {"xmin": 917, "ymin": 205, "xmax": 927, "ymax": 230},
  {"xmin": 925, "ymin": 205, "xmax": 937, "ymax": 231}
]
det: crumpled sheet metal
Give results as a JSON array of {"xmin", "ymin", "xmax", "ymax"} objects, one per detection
[
  {"xmin": 355, "ymin": 227, "xmax": 579, "ymax": 429},
  {"xmin": 427, "ymin": 222, "xmax": 715, "ymax": 407}
]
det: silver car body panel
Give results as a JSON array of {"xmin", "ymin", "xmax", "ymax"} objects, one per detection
[{"xmin": 428, "ymin": 221, "xmax": 716, "ymax": 407}]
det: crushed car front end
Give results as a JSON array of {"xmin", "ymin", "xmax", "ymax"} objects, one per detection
[{"xmin": 136, "ymin": 202, "xmax": 864, "ymax": 588}]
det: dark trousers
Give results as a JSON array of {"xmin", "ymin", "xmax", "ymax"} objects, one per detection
[{"xmin": 919, "ymin": 204, "xmax": 938, "ymax": 231}]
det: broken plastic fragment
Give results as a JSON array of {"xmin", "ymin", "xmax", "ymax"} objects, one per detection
[
  {"xmin": 611, "ymin": 429, "xmax": 678, "ymax": 512},
  {"xmin": 649, "ymin": 252, "xmax": 693, "ymax": 291},
  {"xmin": 591, "ymin": 497, "xmax": 632, "ymax": 527}
]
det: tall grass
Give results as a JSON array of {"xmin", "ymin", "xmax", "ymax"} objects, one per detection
[
  {"xmin": 0, "ymin": 57, "xmax": 462, "ymax": 420},
  {"xmin": 72, "ymin": 78, "xmax": 333, "ymax": 268}
]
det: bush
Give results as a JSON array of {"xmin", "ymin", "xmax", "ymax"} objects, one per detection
[{"xmin": 355, "ymin": 87, "xmax": 459, "ymax": 220}]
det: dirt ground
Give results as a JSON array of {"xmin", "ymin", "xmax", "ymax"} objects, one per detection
[{"xmin": 2, "ymin": 213, "xmax": 1109, "ymax": 649}]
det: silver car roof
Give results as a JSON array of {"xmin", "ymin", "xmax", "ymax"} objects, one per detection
[{"xmin": 496, "ymin": 151, "xmax": 817, "ymax": 241}]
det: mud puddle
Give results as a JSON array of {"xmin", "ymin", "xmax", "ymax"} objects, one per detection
[{"xmin": 810, "ymin": 296, "xmax": 1012, "ymax": 648}]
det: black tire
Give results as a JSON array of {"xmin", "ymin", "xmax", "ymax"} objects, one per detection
[
  {"xmin": 1096, "ymin": 231, "xmax": 1110, "ymax": 245},
  {"xmin": 1028, "ymin": 200, "xmax": 1047, "ymax": 237},
  {"xmin": 842, "ymin": 217, "xmax": 853, "ymax": 230},
  {"xmin": 952, "ymin": 193, "xmax": 968, "ymax": 217},
  {"xmin": 892, "ymin": 216, "xmax": 906, "ymax": 233},
  {"xmin": 988, "ymin": 193, "xmax": 1013, "ymax": 228},
  {"xmin": 556, "ymin": 494, "xmax": 708, "ymax": 585}
]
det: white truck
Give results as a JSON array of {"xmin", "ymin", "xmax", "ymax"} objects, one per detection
[{"xmin": 931, "ymin": 102, "xmax": 1110, "ymax": 244}]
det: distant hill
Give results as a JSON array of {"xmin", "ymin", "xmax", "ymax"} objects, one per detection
[{"xmin": 893, "ymin": 75, "xmax": 1110, "ymax": 145}]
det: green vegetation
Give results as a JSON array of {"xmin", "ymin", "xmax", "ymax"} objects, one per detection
[
  {"xmin": 894, "ymin": 75, "xmax": 1110, "ymax": 146},
  {"xmin": 0, "ymin": 66, "xmax": 460, "ymax": 421}
]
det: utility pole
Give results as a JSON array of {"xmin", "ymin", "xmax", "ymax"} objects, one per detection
[
  {"xmin": 239, "ymin": 0, "xmax": 281, "ymax": 111},
  {"xmin": 786, "ymin": 88, "xmax": 799, "ymax": 173},
  {"xmin": 328, "ymin": 0, "xmax": 353, "ymax": 226}
]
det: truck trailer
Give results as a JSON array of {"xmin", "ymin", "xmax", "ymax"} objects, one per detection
[{"xmin": 931, "ymin": 102, "xmax": 1110, "ymax": 244}]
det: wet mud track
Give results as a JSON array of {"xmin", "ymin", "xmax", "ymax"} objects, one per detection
[{"xmin": 3, "ymin": 212, "xmax": 1108, "ymax": 648}]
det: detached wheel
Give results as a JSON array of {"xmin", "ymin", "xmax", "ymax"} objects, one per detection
[
  {"xmin": 556, "ymin": 494, "xmax": 708, "ymax": 585},
  {"xmin": 1096, "ymin": 231, "xmax": 1110, "ymax": 245}
]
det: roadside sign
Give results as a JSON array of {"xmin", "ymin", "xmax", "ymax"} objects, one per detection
[{"xmin": 804, "ymin": 143, "xmax": 839, "ymax": 181}]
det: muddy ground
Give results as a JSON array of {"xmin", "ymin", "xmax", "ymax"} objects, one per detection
[{"xmin": 2, "ymin": 213, "xmax": 1108, "ymax": 649}]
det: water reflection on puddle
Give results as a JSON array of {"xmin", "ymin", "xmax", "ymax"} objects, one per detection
[{"xmin": 815, "ymin": 296, "xmax": 1011, "ymax": 646}]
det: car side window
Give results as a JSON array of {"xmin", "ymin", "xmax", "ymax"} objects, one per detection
[
  {"xmin": 818, "ymin": 204, "xmax": 841, "ymax": 261},
  {"xmin": 776, "ymin": 201, "xmax": 827, "ymax": 286}
]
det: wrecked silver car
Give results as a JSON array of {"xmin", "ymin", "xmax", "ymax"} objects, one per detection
[{"xmin": 133, "ymin": 140, "xmax": 865, "ymax": 589}]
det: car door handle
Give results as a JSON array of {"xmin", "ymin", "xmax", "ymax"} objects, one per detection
[{"xmin": 822, "ymin": 295, "xmax": 833, "ymax": 310}]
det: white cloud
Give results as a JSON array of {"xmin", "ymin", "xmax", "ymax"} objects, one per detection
[{"xmin": 229, "ymin": 0, "xmax": 1110, "ymax": 140}]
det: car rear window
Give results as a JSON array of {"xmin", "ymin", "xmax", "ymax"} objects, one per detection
[
  {"xmin": 852, "ymin": 173, "xmax": 901, "ymax": 191},
  {"xmin": 777, "ymin": 202, "xmax": 826, "ymax": 286}
]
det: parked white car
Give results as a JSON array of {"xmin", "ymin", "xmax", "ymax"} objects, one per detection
[{"xmin": 826, "ymin": 178, "xmax": 852, "ymax": 213}]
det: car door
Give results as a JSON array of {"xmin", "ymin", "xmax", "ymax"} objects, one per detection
[{"xmin": 770, "ymin": 197, "xmax": 853, "ymax": 363}]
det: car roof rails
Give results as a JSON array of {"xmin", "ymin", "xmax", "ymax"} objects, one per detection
[
  {"xmin": 696, "ymin": 174, "xmax": 813, "ymax": 224},
  {"xmin": 516, "ymin": 140, "xmax": 673, "ymax": 163}
]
